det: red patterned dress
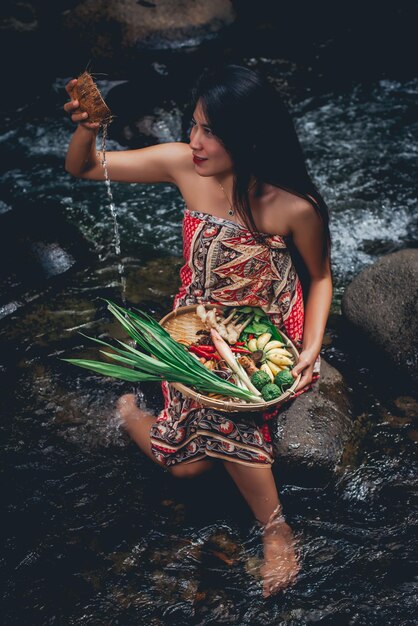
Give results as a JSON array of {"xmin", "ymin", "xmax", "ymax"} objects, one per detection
[{"xmin": 150, "ymin": 209, "xmax": 319, "ymax": 468}]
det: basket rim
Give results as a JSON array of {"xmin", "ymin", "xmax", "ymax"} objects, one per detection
[{"xmin": 159, "ymin": 304, "xmax": 300, "ymax": 413}]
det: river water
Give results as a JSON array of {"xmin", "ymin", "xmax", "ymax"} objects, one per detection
[{"xmin": 0, "ymin": 73, "xmax": 417, "ymax": 624}]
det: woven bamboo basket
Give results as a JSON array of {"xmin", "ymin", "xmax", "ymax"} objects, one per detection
[{"xmin": 159, "ymin": 304, "xmax": 301, "ymax": 413}]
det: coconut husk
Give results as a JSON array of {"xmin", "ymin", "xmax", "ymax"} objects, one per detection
[{"xmin": 69, "ymin": 71, "xmax": 112, "ymax": 125}]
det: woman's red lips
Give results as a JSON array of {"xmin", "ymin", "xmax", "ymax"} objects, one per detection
[{"xmin": 193, "ymin": 156, "xmax": 207, "ymax": 165}]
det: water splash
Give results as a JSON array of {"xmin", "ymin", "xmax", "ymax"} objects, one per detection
[
  {"xmin": 293, "ymin": 77, "xmax": 418, "ymax": 297},
  {"xmin": 100, "ymin": 124, "xmax": 127, "ymax": 304}
]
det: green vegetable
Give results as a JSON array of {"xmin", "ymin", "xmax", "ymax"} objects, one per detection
[
  {"xmin": 274, "ymin": 369, "xmax": 294, "ymax": 390},
  {"xmin": 238, "ymin": 308, "xmax": 285, "ymax": 343},
  {"xmin": 63, "ymin": 301, "xmax": 263, "ymax": 403},
  {"xmin": 250, "ymin": 370, "xmax": 271, "ymax": 391},
  {"xmin": 261, "ymin": 383, "xmax": 282, "ymax": 401},
  {"xmin": 241, "ymin": 319, "xmax": 271, "ymax": 337},
  {"xmin": 236, "ymin": 306, "xmax": 265, "ymax": 317}
]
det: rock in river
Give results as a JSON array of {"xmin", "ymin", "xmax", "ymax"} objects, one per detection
[
  {"xmin": 272, "ymin": 360, "xmax": 353, "ymax": 477},
  {"xmin": 341, "ymin": 249, "xmax": 418, "ymax": 382},
  {"xmin": 62, "ymin": 0, "xmax": 236, "ymax": 57}
]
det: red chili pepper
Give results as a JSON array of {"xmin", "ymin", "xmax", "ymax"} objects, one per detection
[
  {"xmin": 188, "ymin": 345, "xmax": 208, "ymax": 356},
  {"xmin": 188, "ymin": 345, "xmax": 220, "ymax": 360},
  {"xmin": 195, "ymin": 344, "xmax": 216, "ymax": 352},
  {"xmin": 195, "ymin": 348, "xmax": 217, "ymax": 356},
  {"xmin": 248, "ymin": 334, "xmax": 254, "ymax": 340},
  {"xmin": 234, "ymin": 341, "xmax": 246, "ymax": 346},
  {"xmin": 189, "ymin": 346, "xmax": 206, "ymax": 354},
  {"xmin": 231, "ymin": 347, "xmax": 252, "ymax": 354}
]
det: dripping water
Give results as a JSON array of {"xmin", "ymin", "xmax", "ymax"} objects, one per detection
[{"xmin": 100, "ymin": 123, "xmax": 127, "ymax": 305}]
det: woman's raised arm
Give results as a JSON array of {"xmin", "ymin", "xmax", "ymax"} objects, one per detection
[{"xmin": 63, "ymin": 78, "xmax": 190, "ymax": 185}]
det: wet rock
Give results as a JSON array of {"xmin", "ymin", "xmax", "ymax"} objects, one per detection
[
  {"xmin": 0, "ymin": 200, "xmax": 12, "ymax": 215},
  {"xmin": 125, "ymin": 257, "xmax": 182, "ymax": 306},
  {"xmin": 206, "ymin": 531, "xmax": 241, "ymax": 565},
  {"xmin": 0, "ymin": 290, "xmax": 98, "ymax": 358},
  {"xmin": 105, "ymin": 79, "xmax": 189, "ymax": 147},
  {"xmin": 244, "ymin": 555, "xmax": 263, "ymax": 581},
  {"xmin": 30, "ymin": 242, "xmax": 75, "ymax": 278},
  {"xmin": 62, "ymin": 0, "xmax": 236, "ymax": 58},
  {"xmin": 0, "ymin": 2, "xmax": 38, "ymax": 33},
  {"xmin": 0, "ymin": 301, "xmax": 21, "ymax": 321},
  {"xmin": 0, "ymin": 199, "xmax": 94, "ymax": 315},
  {"xmin": 393, "ymin": 396, "xmax": 418, "ymax": 418},
  {"xmin": 407, "ymin": 430, "xmax": 418, "ymax": 443},
  {"xmin": 0, "ymin": 3, "xmax": 62, "ymax": 107},
  {"xmin": 341, "ymin": 249, "xmax": 418, "ymax": 381},
  {"xmin": 193, "ymin": 588, "xmax": 238, "ymax": 622},
  {"xmin": 272, "ymin": 359, "xmax": 353, "ymax": 473}
]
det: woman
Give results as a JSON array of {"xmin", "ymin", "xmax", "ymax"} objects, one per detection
[{"xmin": 64, "ymin": 65, "xmax": 332, "ymax": 597}]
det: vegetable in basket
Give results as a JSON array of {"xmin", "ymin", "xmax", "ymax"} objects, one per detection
[
  {"xmin": 236, "ymin": 307, "xmax": 286, "ymax": 344},
  {"xmin": 274, "ymin": 369, "xmax": 295, "ymax": 391},
  {"xmin": 250, "ymin": 370, "xmax": 271, "ymax": 391},
  {"xmin": 261, "ymin": 383, "xmax": 282, "ymax": 401},
  {"xmin": 63, "ymin": 301, "xmax": 265, "ymax": 404}
]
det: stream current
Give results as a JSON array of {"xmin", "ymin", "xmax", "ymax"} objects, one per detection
[{"xmin": 0, "ymin": 76, "xmax": 417, "ymax": 624}]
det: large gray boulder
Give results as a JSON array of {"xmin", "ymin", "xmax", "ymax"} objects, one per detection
[
  {"xmin": 62, "ymin": 0, "xmax": 236, "ymax": 57},
  {"xmin": 341, "ymin": 249, "xmax": 418, "ymax": 381},
  {"xmin": 272, "ymin": 360, "xmax": 353, "ymax": 473}
]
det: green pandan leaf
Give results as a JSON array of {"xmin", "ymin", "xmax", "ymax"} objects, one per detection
[{"xmin": 62, "ymin": 301, "xmax": 263, "ymax": 403}]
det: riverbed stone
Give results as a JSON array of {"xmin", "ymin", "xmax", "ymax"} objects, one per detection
[
  {"xmin": 272, "ymin": 359, "xmax": 353, "ymax": 473},
  {"xmin": 62, "ymin": 0, "xmax": 236, "ymax": 57},
  {"xmin": 30, "ymin": 242, "xmax": 76, "ymax": 278},
  {"xmin": 341, "ymin": 249, "xmax": 418, "ymax": 381}
]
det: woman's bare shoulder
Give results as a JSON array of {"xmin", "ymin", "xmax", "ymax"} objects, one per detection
[
  {"xmin": 261, "ymin": 185, "xmax": 318, "ymax": 235},
  {"xmin": 277, "ymin": 189, "xmax": 323, "ymax": 237},
  {"xmin": 161, "ymin": 141, "xmax": 195, "ymax": 179},
  {"xmin": 270, "ymin": 186, "xmax": 314, "ymax": 212},
  {"xmin": 139, "ymin": 141, "xmax": 193, "ymax": 185},
  {"xmin": 159, "ymin": 141, "xmax": 190, "ymax": 155},
  {"xmin": 161, "ymin": 141, "xmax": 192, "ymax": 164}
]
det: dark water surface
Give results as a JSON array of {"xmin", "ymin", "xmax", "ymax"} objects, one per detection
[{"xmin": 0, "ymin": 72, "xmax": 417, "ymax": 624}]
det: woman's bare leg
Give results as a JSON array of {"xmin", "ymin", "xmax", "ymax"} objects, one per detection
[
  {"xmin": 223, "ymin": 461, "xmax": 300, "ymax": 597},
  {"xmin": 116, "ymin": 394, "xmax": 214, "ymax": 477},
  {"xmin": 222, "ymin": 461, "xmax": 280, "ymax": 525}
]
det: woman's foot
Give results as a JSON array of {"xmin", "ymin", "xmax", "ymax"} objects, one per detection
[
  {"xmin": 260, "ymin": 515, "xmax": 300, "ymax": 598},
  {"xmin": 116, "ymin": 394, "xmax": 162, "ymax": 464},
  {"xmin": 116, "ymin": 393, "xmax": 145, "ymax": 425}
]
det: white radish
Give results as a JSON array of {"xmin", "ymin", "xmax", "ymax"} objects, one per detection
[{"xmin": 210, "ymin": 328, "xmax": 263, "ymax": 399}]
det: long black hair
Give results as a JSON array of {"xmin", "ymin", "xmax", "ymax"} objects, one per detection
[{"xmin": 190, "ymin": 65, "xmax": 331, "ymax": 258}]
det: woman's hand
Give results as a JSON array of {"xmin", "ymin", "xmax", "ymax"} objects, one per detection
[
  {"xmin": 291, "ymin": 348, "xmax": 318, "ymax": 392},
  {"xmin": 63, "ymin": 79, "xmax": 100, "ymax": 131}
]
